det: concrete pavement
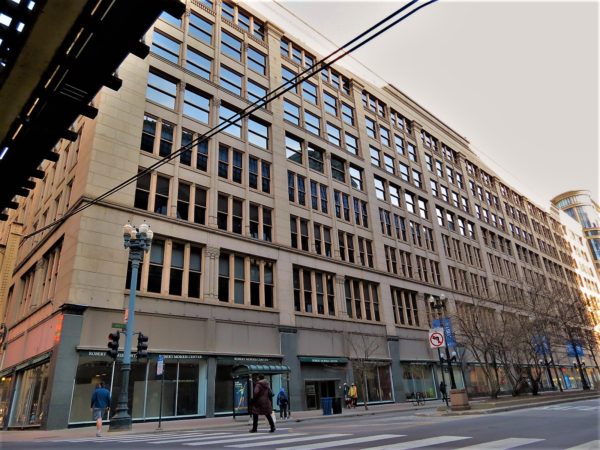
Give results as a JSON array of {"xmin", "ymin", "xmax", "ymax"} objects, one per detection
[{"xmin": 1, "ymin": 390, "xmax": 598, "ymax": 443}]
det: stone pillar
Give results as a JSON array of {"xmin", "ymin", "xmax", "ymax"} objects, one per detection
[
  {"xmin": 387, "ymin": 336, "xmax": 405, "ymax": 402},
  {"xmin": 204, "ymin": 246, "xmax": 220, "ymax": 301},
  {"xmin": 43, "ymin": 304, "xmax": 86, "ymax": 429},
  {"xmin": 279, "ymin": 327, "xmax": 302, "ymax": 413},
  {"xmin": 334, "ymin": 275, "xmax": 348, "ymax": 318}
]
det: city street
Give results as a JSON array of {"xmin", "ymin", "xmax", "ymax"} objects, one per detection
[{"xmin": 4, "ymin": 398, "xmax": 599, "ymax": 450}]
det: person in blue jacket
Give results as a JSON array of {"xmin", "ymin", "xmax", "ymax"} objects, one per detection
[
  {"xmin": 276, "ymin": 387, "xmax": 289, "ymax": 419},
  {"xmin": 90, "ymin": 382, "xmax": 111, "ymax": 437}
]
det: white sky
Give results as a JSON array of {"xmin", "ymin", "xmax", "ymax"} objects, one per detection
[{"xmin": 249, "ymin": 0, "xmax": 599, "ymax": 208}]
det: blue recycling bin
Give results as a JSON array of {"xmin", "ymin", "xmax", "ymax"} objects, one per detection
[{"xmin": 321, "ymin": 397, "xmax": 332, "ymax": 415}]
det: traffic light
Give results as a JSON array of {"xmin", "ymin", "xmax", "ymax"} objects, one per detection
[
  {"xmin": 107, "ymin": 331, "xmax": 120, "ymax": 359},
  {"xmin": 137, "ymin": 333, "xmax": 149, "ymax": 359}
]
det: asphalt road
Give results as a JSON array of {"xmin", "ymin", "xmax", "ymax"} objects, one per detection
[{"xmin": 5, "ymin": 398, "xmax": 599, "ymax": 450}]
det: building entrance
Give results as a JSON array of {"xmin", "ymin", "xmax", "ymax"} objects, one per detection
[{"xmin": 304, "ymin": 380, "xmax": 337, "ymax": 410}]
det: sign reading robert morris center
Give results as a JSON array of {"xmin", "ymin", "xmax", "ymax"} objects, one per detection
[{"xmin": 298, "ymin": 356, "xmax": 348, "ymax": 364}]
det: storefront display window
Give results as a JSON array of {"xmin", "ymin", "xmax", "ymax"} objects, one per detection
[
  {"xmin": 215, "ymin": 364, "xmax": 234, "ymax": 414},
  {"xmin": 434, "ymin": 366, "xmax": 465, "ymax": 392},
  {"xmin": 69, "ymin": 357, "xmax": 114, "ymax": 423},
  {"xmin": 10, "ymin": 362, "xmax": 50, "ymax": 427},
  {"xmin": 401, "ymin": 363, "xmax": 436, "ymax": 400},
  {"xmin": 0, "ymin": 375, "xmax": 12, "ymax": 428},
  {"xmin": 353, "ymin": 364, "xmax": 393, "ymax": 403}
]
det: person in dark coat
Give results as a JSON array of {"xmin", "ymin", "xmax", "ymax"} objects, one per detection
[
  {"xmin": 439, "ymin": 381, "xmax": 448, "ymax": 403},
  {"xmin": 250, "ymin": 375, "xmax": 275, "ymax": 433}
]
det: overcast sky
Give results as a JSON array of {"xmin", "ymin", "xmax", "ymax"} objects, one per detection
[{"xmin": 251, "ymin": 0, "xmax": 599, "ymax": 208}]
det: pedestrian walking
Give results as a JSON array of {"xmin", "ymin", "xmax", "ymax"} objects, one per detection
[
  {"xmin": 276, "ymin": 387, "xmax": 289, "ymax": 419},
  {"xmin": 439, "ymin": 381, "xmax": 448, "ymax": 403},
  {"xmin": 342, "ymin": 383, "xmax": 351, "ymax": 408},
  {"xmin": 349, "ymin": 383, "xmax": 358, "ymax": 408},
  {"xmin": 249, "ymin": 375, "xmax": 276, "ymax": 433},
  {"xmin": 90, "ymin": 382, "xmax": 111, "ymax": 437}
]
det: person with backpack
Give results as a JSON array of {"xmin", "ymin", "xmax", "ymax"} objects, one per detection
[{"xmin": 276, "ymin": 387, "xmax": 289, "ymax": 419}]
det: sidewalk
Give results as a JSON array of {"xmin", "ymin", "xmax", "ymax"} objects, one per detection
[{"xmin": 1, "ymin": 390, "xmax": 598, "ymax": 442}]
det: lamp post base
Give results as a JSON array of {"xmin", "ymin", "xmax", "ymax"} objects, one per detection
[
  {"xmin": 108, "ymin": 414, "xmax": 132, "ymax": 431},
  {"xmin": 449, "ymin": 389, "xmax": 470, "ymax": 411}
]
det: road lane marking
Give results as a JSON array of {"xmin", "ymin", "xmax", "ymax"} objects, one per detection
[
  {"xmin": 183, "ymin": 433, "xmax": 307, "ymax": 446},
  {"xmin": 149, "ymin": 433, "xmax": 240, "ymax": 444},
  {"xmin": 565, "ymin": 441, "xmax": 600, "ymax": 450},
  {"xmin": 456, "ymin": 437, "xmax": 545, "ymax": 449},
  {"xmin": 275, "ymin": 434, "xmax": 404, "ymax": 449},
  {"xmin": 362, "ymin": 435, "xmax": 471, "ymax": 450},
  {"xmin": 227, "ymin": 434, "xmax": 351, "ymax": 447}
]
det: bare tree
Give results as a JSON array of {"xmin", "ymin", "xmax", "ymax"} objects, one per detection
[{"xmin": 343, "ymin": 328, "xmax": 386, "ymax": 410}]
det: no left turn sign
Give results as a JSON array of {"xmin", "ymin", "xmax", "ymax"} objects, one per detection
[{"xmin": 429, "ymin": 328, "xmax": 445, "ymax": 349}]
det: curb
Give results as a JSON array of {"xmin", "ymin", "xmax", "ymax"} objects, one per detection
[{"xmin": 416, "ymin": 393, "xmax": 600, "ymax": 417}]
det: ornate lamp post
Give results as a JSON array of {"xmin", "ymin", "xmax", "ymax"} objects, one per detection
[
  {"xmin": 573, "ymin": 358, "xmax": 590, "ymax": 390},
  {"xmin": 109, "ymin": 222, "xmax": 153, "ymax": 431},
  {"xmin": 429, "ymin": 295, "xmax": 456, "ymax": 389}
]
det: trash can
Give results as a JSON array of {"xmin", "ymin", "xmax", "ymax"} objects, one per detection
[
  {"xmin": 320, "ymin": 397, "xmax": 332, "ymax": 415},
  {"xmin": 332, "ymin": 397, "xmax": 342, "ymax": 414}
]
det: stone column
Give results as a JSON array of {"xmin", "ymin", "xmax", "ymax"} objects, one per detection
[
  {"xmin": 205, "ymin": 356, "xmax": 217, "ymax": 418},
  {"xmin": 335, "ymin": 275, "xmax": 348, "ymax": 318},
  {"xmin": 387, "ymin": 336, "xmax": 405, "ymax": 402},
  {"xmin": 204, "ymin": 246, "xmax": 220, "ymax": 301},
  {"xmin": 279, "ymin": 327, "xmax": 302, "ymax": 413}
]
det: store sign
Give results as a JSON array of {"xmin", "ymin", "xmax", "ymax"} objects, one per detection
[
  {"xmin": 298, "ymin": 357, "xmax": 348, "ymax": 364},
  {"xmin": 81, "ymin": 350, "xmax": 203, "ymax": 360}
]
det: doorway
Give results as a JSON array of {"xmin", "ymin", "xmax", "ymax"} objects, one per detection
[{"xmin": 304, "ymin": 380, "xmax": 337, "ymax": 409}]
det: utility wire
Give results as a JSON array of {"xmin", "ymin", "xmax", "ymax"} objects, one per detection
[{"xmin": 23, "ymin": 0, "xmax": 438, "ymax": 240}]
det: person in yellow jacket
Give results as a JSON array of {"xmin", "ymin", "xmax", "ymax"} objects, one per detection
[{"xmin": 348, "ymin": 383, "xmax": 358, "ymax": 408}]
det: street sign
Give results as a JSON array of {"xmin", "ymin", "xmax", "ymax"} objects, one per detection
[
  {"xmin": 432, "ymin": 317, "xmax": 456, "ymax": 347},
  {"xmin": 111, "ymin": 323, "xmax": 126, "ymax": 330},
  {"xmin": 157, "ymin": 355, "xmax": 164, "ymax": 376},
  {"xmin": 429, "ymin": 328, "xmax": 445, "ymax": 349}
]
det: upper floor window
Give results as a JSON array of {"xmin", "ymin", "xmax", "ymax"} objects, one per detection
[
  {"xmin": 324, "ymin": 91, "xmax": 338, "ymax": 116},
  {"xmin": 302, "ymin": 81, "xmax": 318, "ymax": 104},
  {"xmin": 219, "ymin": 104, "xmax": 242, "ymax": 138},
  {"xmin": 186, "ymin": 47, "xmax": 211, "ymax": 79},
  {"xmin": 286, "ymin": 134, "xmax": 303, "ymax": 164},
  {"xmin": 247, "ymin": 47, "xmax": 267, "ymax": 75},
  {"xmin": 147, "ymin": 71, "xmax": 177, "ymax": 109},
  {"xmin": 345, "ymin": 133, "xmax": 358, "ymax": 155},
  {"xmin": 342, "ymin": 103, "xmax": 354, "ymax": 126},
  {"xmin": 284, "ymin": 99, "xmax": 301, "ymax": 125},
  {"xmin": 293, "ymin": 266, "xmax": 336, "ymax": 316},
  {"xmin": 160, "ymin": 11, "xmax": 182, "ymax": 28},
  {"xmin": 183, "ymin": 87, "xmax": 210, "ymax": 123},
  {"xmin": 330, "ymin": 155, "xmax": 346, "ymax": 183},
  {"xmin": 221, "ymin": 31, "xmax": 242, "ymax": 61},
  {"xmin": 151, "ymin": 31, "xmax": 180, "ymax": 63},
  {"xmin": 219, "ymin": 252, "xmax": 275, "ymax": 308},
  {"xmin": 189, "ymin": 13, "xmax": 213, "ymax": 44},
  {"xmin": 248, "ymin": 117, "xmax": 269, "ymax": 150},
  {"xmin": 304, "ymin": 110, "xmax": 321, "ymax": 136},
  {"xmin": 217, "ymin": 193, "xmax": 243, "ymax": 234},
  {"xmin": 349, "ymin": 165, "xmax": 363, "ymax": 191}
]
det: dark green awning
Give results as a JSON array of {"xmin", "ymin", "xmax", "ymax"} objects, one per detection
[{"xmin": 231, "ymin": 364, "xmax": 290, "ymax": 378}]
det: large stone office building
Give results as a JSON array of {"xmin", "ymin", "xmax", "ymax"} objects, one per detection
[{"xmin": 0, "ymin": 0, "xmax": 598, "ymax": 429}]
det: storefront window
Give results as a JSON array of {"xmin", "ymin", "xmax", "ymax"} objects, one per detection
[
  {"xmin": 146, "ymin": 362, "xmax": 177, "ymax": 418},
  {"xmin": 215, "ymin": 364, "xmax": 234, "ymax": 413},
  {"xmin": 69, "ymin": 357, "xmax": 114, "ymax": 423},
  {"xmin": 10, "ymin": 362, "xmax": 50, "ymax": 427},
  {"xmin": 401, "ymin": 363, "xmax": 436, "ymax": 400},
  {"xmin": 0, "ymin": 375, "xmax": 12, "ymax": 427},
  {"xmin": 353, "ymin": 364, "xmax": 393, "ymax": 403},
  {"xmin": 434, "ymin": 366, "xmax": 465, "ymax": 392},
  {"xmin": 177, "ymin": 363, "xmax": 199, "ymax": 415}
]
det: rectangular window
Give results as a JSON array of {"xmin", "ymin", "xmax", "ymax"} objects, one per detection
[
  {"xmin": 384, "ymin": 154, "xmax": 395, "ymax": 174},
  {"xmin": 324, "ymin": 91, "xmax": 337, "ymax": 116},
  {"xmin": 380, "ymin": 126, "xmax": 391, "ymax": 147},
  {"xmin": 389, "ymin": 183, "xmax": 400, "ymax": 207},
  {"xmin": 349, "ymin": 165, "xmax": 363, "ymax": 191},
  {"xmin": 282, "ymin": 65, "xmax": 297, "ymax": 93},
  {"xmin": 391, "ymin": 287, "xmax": 419, "ymax": 327},
  {"xmin": 247, "ymin": 80, "xmax": 267, "ymax": 106},
  {"xmin": 141, "ymin": 115, "xmax": 156, "ymax": 153},
  {"xmin": 154, "ymin": 175, "xmax": 170, "ymax": 215},
  {"xmin": 248, "ymin": 117, "xmax": 269, "ymax": 150},
  {"xmin": 365, "ymin": 117, "xmax": 376, "ymax": 139},
  {"xmin": 169, "ymin": 243, "xmax": 184, "ymax": 296},
  {"xmin": 304, "ymin": 110, "xmax": 321, "ymax": 136},
  {"xmin": 189, "ymin": 13, "xmax": 213, "ymax": 44},
  {"xmin": 158, "ymin": 121, "xmax": 174, "ymax": 157},
  {"xmin": 151, "ymin": 31, "xmax": 180, "ymax": 63},
  {"xmin": 370, "ymin": 146, "xmax": 381, "ymax": 167},
  {"xmin": 177, "ymin": 182, "xmax": 190, "ymax": 220},
  {"xmin": 194, "ymin": 186, "xmax": 207, "ymax": 225},
  {"xmin": 308, "ymin": 143, "xmax": 324, "ymax": 173},
  {"xmin": 345, "ymin": 133, "xmax": 358, "ymax": 155},
  {"xmin": 331, "ymin": 155, "xmax": 346, "ymax": 183},
  {"xmin": 220, "ymin": 65, "xmax": 242, "ymax": 96},
  {"xmin": 407, "ymin": 143, "xmax": 418, "ymax": 162},
  {"xmin": 183, "ymin": 87, "xmax": 210, "ymax": 123},
  {"xmin": 134, "ymin": 171, "xmax": 151, "ymax": 210},
  {"xmin": 293, "ymin": 267, "xmax": 335, "ymax": 315},
  {"xmin": 302, "ymin": 81, "xmax": 318, "ymax": 104},
  {"xmin": 186, "ymin": 47, "xmax": 211, "ymax": 79},
  {"xmin": 284, "ymin": 100, "xmax": 301, "ymax": 125},
  {"xmin": 404, "ymin": 192, "xmax": 415, "ymax": 214},
  {"xmin": 219, "ymin": 104, "xmax": 242, "ymax": 138},
  {"xmin": 286, "ymin": 135, "xmax": 303, "ymax": 164},
  {"xmin": 221, "ymin": 31, "xmax": 242, "ymax": 61},
  {"xmin": 247, "ymin": 47, "xmax": 266, "ymax": 74},
  {"xmin": 395, "ymin": 135, "xmax": 404, "ymax": 155},
  {"xmin": 219, "ymin": 253, "xmax": 275, "ymax": 307},
  {"xmin": 326, "ymin": 123, "xmax": 341, "ymax": 146},
  {"xmin": 147, "ymin": 71, "xmax": 177, "ymax": 109},
  {"xmin": 148, "ymin": 239, "xmax": 165, "ymax": 293},
  {"xmin": 342, "ymin": 103, "xmax": 354, "ymax": 125},
  {"xmin": 374, "ymin": 177, "xmax": 386, "ymax": 201}
]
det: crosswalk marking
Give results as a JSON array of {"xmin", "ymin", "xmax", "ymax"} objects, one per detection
[
  {"xmin": 183, "ymin": 433, "xmax": 307, "ymax": 446},
  {"xmin": 275, "ymin": 434, "xmax": 403, "ymax": 450},
  {"xmin": 149, "ymin": 433, "xmax": 240, "ymax": 444},
  {"xmin": 362, "ymin": 435, "xmax": 471, "ymax": 450},
  {"xmin": 57, "ymin": 430, "xmax": 208, "ymax": 442},
  {"xmin": 226, "ymin": 434, "xmax": 351, "ymax": 448},
  {"xmin": 111, "ymin": 432, "xmax": 218, "ymax": 442},
  {"xmin": 565, "ymin": 441, "xmax": 600, "ymax": 450},
  {"xmin": 456, "ymin": 438, "xmax": 545, "ymax": 449}
]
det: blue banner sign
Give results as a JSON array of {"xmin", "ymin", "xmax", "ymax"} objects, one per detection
[
  {"xmin": 532, "ymin": 335, "xmax": 550, "ymax": 355},
  {"xmin": 432, "ymin": 317, "xmax": 456, "ymax": 347},
  {"xmin": 566, "ymin": 341, "xmax": 584, "ymax": 357}
]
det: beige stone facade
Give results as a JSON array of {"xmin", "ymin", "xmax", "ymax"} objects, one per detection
[{"xmin": 0, "ymin": 0, "xmax": 598, "ymax": 429}]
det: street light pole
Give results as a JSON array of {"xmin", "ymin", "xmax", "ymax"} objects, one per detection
[
  {"xmin": 109, "ymin": 223, "xmax": 153, "ymax": 431},
  {"xmin": 429, "ymin": 295, "xmax": 457, "ymax": 390},
  {"xmin": 569, "ymin": 332, "xmax": 590, "ymax": 391}
]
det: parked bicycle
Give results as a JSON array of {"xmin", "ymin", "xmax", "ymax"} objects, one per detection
[{"xmin": 410, "ymin": 391, "xmax": 425, "ymax": 406}]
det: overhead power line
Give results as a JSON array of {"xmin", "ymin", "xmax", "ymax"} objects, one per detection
[{"xmin": 23, "ymin": 0, "xmax": 438, "ymax": 240}]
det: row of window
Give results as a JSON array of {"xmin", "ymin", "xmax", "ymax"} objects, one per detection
[
  {"xmin": 146, "ymin": 70, "xmax": 269, "ymax": 150},
  {"xmin": 383, "ymin": 246, "xmax": 441, "ymax": 286}
]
